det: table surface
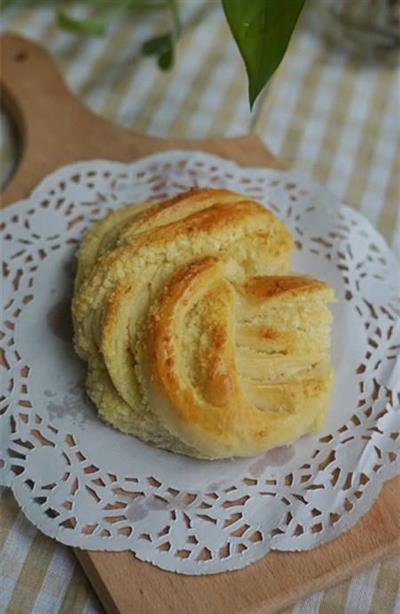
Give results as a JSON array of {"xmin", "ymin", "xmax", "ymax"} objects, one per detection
[{"xmin": 1, "ymin": 2, "xmax": 399, "ymax": 613}]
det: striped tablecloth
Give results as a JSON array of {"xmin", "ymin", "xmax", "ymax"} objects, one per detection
[{"xmin": 1, "ymin": 2, "xmax": 399, "ymax": 612}]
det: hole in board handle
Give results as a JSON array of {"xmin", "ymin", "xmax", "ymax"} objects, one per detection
[{"xmin": 15, "ymin": 51, "xmax": 28, "ymax": 63}]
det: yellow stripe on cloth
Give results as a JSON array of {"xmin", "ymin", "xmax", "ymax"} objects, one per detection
[
  {"xmin": 343, "ymin": 68, "xmax": 393, "ymax": 209},
  {"xmin": 0, "ymin": 489, "xmax": 20, "ymax": 552},
  {"xmin": 317, "ymin": 575, "xmax": 353, "ymax": 613},
  {"xmin": 310, "ymin": 64, "xmax": 357, "ymax": 184},
  {"xmin": 278, "ymin": 48, "xmax": 328, "ymax": 165},
  {"xmin": 377, "ymin": 148, "xmax": 400, "ymax": 244},
  {"xmin": 6, "ymin": 531, "xmax": 56, "ymax": 613},
  {"xmin": 368, "ymin": 558, "xmax": 400, "ymax": 614},
  {"xmin": 58, "ymin": 561, "xmax": 101, "ymax": 614}
]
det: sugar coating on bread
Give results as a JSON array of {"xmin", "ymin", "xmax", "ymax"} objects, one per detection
[{"xmin": 72, "ymin": 188, "xmax": 335, "ymax": 458}]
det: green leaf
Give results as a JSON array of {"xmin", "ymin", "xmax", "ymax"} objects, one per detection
[
  {"xmin": 0, "ymin": 0, "xmax": 16, "ymax": 9},
  {"xmin": 141, "ymin": 0, "xmax": 179, "ymax": 70},
  {"xmin": 57, "ymin": 10, "xmax": 107, "ymax": 37},
  {"xmin": 222, "ymin": 0, "xmax": 305, "ymax": 108},
  {"xmin": 142, "ymin": 33, "xmax": 171, "ymax": 56},
  {"xmin": 158, "ymin": 42, "xmax": 174, "ymax": 70},
  {"xmin": 142, "ymin": 33, "xmax": 174, "ymax": 70}
]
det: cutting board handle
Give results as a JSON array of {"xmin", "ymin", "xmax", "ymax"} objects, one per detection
[
  {"xmin": 0, "ymin": 32, "xmax": 280, "ymax": 205},
  {"xmin": 1, "ymin": 32, "xmax": 80, "ymax": 130}
]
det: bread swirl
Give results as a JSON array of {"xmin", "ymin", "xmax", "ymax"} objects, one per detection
[
  {"xmin": 141, "ymin": 258, "xmax": 334, "ymax": 458},
  {"xmin": 72, "ymin": 188, "xmax": 334, "ymax": 458}
]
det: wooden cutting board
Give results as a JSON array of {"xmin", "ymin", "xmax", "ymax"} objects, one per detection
[{"xmin": 1, "ymin": 32, "xmax": 399, "ymax": 614}]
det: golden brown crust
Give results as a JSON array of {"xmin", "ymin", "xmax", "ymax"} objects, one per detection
[
  {"xmin": 240, "ymin": 275, "xmax": 331, "ymax": 301},
  {"xmin": 143, "ymin": 257, "xmax": 334, "ymax": 458},
  {"xmin": 72, "ymin": 187, "xmax": 334, "ymax": 459}
]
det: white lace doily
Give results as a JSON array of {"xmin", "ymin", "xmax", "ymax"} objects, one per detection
[{"xmin": 1, "ymin": 151, "xmax": 399, "ymax": 574}]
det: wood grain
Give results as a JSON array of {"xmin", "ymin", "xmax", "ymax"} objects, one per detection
[{"xmin": 1, "ymin": 32, "xmax": 399, "ymax": 614}]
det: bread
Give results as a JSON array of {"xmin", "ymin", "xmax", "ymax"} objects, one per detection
[
  {"xmin": 72, "ymin": 188, "xmax": 335, "ymax": 459},
  {"xmin": 74, "ymin": 202, "xmax": 149, "ymax": 290}
]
